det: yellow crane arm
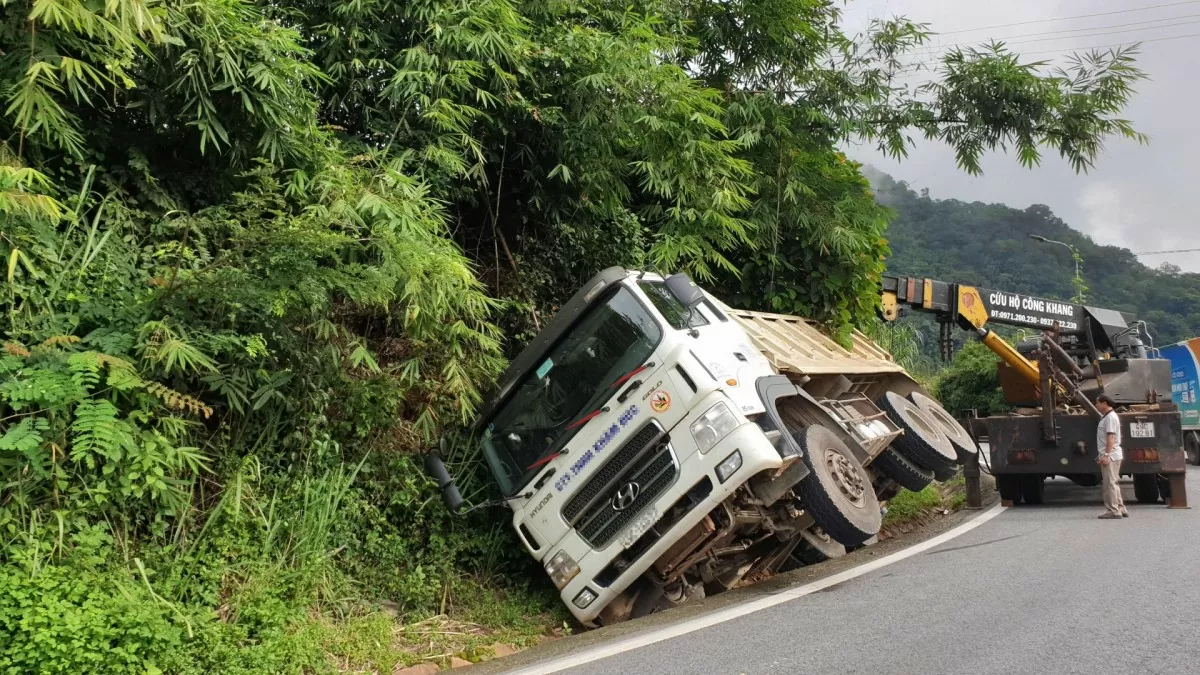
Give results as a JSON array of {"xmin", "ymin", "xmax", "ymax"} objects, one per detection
[{"xmin": 880, "ymin": 279, "xmax": 1043, "ymax": 388}]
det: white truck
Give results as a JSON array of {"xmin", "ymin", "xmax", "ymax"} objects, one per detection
[{"xmin": 424, "ymin": 268, "xmax": 976, "ymax": 626}]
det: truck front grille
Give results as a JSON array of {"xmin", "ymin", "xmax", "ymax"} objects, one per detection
[
  {"xmin": 561, "ymin": 422, "xmax": 679, "ymax": 549},
  {"xmin": 562, "ymin": 422, "xmax": 665, "ymax": 524}
]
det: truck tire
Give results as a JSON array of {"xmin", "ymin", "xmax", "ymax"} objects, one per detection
[
  {"xmin": 908, "ymin": 391, "xmax": 979, "ymax": 463},
  {"xmin": 997, "ymin": 474, "xmax": 1022, "ymax": 503},
  {"xmin": 1157, "ymin": 475, "xmax": 1172, "ymax": 503},
  {"xmin": 1186, "ymin": 432, "xmax": 1200, "ymax": 466},
  {"xmin": 873, "ymin": 447, "xmax": 934, "ymax": 492},
  {"xmin": 1133, "ymin": 474, "xmax": 1160, "ymax": 504},
  {"xmin": 793, "ymin": 526, "xmax": 848, "ymax": 565},
  {"xmin": 875, "ymin": 478, "xmax": 902, "ymax": 503},
  {"xmin": 793, "ymin": 425, "xmax": 882, "ymax": 547},
  {"xmin": 1019, "ymin": 475, "xmax": 1045, "ymax": 505},
  {"xmin": 877, "ymin": 391, "xmax": 957, "ymax": 473},
  {"xmin": 932, "ymin": 463, "xmax": 958, "ymax": 482}
]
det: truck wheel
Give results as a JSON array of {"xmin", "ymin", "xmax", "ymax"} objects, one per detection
[
  {"xmin": 793, "ymin": 526, "xmax": 848, "ymax": 565},
  {"xmin": 908, "ymin": 391, "xmax": 979, "ymax": 463},
  {"xmin": 704, "ymin": 564, "xmax": 751, "ymax": 596},
  {"xmin": 1186, "ymin": 432, "xmax": 1200, "ymax": 466},
  {"xmin": 1132, "ymin": 474, "xmax": 1160, "ymax": 504},
  {"xmin": 877, "ymin": 391, "xmax": 957, "ymax": 473},
  {"xmin": 1019, "ymin": 475, "xmax": 1044, "ymax": 505},
  {"xmin": 874, "ymin": 478, "xmax": 902, "ymax": 503},
  {"xmin": 873, "ymin": 447, "xmax": 934, "ymax": 492},
  {"xmin": 997, "ymin": 475, "xmax": 1022, "ymax": 503},
  {"xmin": 629, "ymin": 581, "xmax": 667, "ymax": 620},
  {"xmin": 932, "ymin": 463, "xmax": 958, "ymax": 482},
  {"xmin": 794, "ymin": 425, "xmax": 882, "ymax": 547},
  {"xmin": 1157, "ymin": 475, "xmax": 1172, "ymax": 503}
]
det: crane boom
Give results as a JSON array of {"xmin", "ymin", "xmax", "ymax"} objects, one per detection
[{"xmin": 879, "ymin": 276, "xmax": 1145, "ymax": 398}]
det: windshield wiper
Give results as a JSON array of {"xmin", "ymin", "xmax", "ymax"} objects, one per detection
[
  {"xmin": 524, "ymin": 361, "xmax": 656, "ymax": 471},
  {"xmin": 610, "ymin": 361, "xmax": 654, "ymax": 389},
  {"xmin": 527, "ymin": 451, "xmax": 564, "ymax": 471}
]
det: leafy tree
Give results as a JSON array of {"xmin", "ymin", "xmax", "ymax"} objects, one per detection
[{"xmin": 933, "ymin": 341, "xmax": 1011, "ymax": 417}]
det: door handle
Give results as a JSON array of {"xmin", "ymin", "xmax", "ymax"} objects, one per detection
[{"xmin": 617, "ymin": 379, "xmax": 643, "ymax": 404}]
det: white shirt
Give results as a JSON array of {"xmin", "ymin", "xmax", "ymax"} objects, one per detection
[{"xmin": 1096, "ymin": 411, "xmax": 1123, "ymax": 462}]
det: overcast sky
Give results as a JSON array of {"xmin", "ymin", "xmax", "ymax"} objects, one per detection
[{"xmin": 840, "ymin": 0, "xmax": 1200, "ymax": 272}]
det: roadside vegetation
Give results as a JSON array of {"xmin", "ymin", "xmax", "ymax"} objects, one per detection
[
  {"xmin": 882, "ymin": 476, "xmax": 969, "ymax": 533},
  {"xmin": 0, "ymin": 0, "xmax": 1153, "ymax": 671}
]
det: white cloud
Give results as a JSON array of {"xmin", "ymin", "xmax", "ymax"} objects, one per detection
[{"xmin": 1077, "ymin": 181, "xmax": 1127, "ymax": 246}]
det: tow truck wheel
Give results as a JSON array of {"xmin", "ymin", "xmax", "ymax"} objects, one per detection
[
  {"xmin": 1133, "ymin": 474, "xmax": 1160, "ymax": 504},
  {"xmin": 873, "ymin": 447, "xmax": 934, "ymax": 492},
  {"xmin": 997, "ymin": 475, "xmax": 1022, "ymax": 503},
  {"xmin": 793, "ymin": 425, "xmax": 882, "ymax": 547},
  {"xmin": 1019, "ymin": 475, "xmax": 1044, "ymax": 505},
  {"xmin": 877, "ymin": 391, "xmax": 957, "ymax": 473},
  {"xmin": 908, "ymin": 391, "xmax": 979, "ymax": 463}
]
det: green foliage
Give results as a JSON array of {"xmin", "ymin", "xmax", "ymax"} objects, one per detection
[
  {"xmin": 933, "ymin": 341, "xmax": 1012, "ymax": 417},
  {"xmin": 882, "ymin": 475, "xmax": 965, "ymax": 526},
  {"xmin": 0, "ymin": 563, "xmax": 182, "ymax": 674},
  {"xmin": 882, "ymin": 485, "xmax": 943, "ymax": 525},
  {"xmin": 860, "ymin": 319, "xmax": 937, "ymax": 384}
]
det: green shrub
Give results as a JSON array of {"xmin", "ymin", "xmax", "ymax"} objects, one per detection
[{"xmin": 0, "ymin": 562, "xmax": 182, "ymax": 674}]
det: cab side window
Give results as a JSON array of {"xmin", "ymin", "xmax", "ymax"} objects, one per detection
[{"xmin": 640, "ymin": 281, "xmax": 710, "ymax": 330}]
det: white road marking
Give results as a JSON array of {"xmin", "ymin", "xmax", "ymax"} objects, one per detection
[{"xmin": 509, "ymin": 502, "xmax": 1008, "ymax": 674}]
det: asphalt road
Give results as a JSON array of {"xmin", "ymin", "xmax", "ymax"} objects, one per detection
[{"xmin": 540, "ymin": 470, "xmax": 1200, "ymax": 675}]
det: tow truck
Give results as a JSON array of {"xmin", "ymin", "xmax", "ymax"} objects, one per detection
[{"xmin": 880, "ymin": 276, "xmax": 1188, "ymax": 507}]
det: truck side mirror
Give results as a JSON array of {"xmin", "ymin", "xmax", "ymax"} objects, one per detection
[
  {"xmin": 665, "ymin": 273, "xmax": 705, "ymax": 309},
  {"xmin": 423, "ymin": 452, "xmax": 464, "ymax": 513}
]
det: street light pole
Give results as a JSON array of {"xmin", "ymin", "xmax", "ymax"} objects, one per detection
[{"xmin": 1029, "ymin": 234, "xmax": 1084, "ymax": 304}]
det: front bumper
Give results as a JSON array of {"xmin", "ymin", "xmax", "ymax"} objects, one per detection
[{"xmin": 559, "ymin": 422, "xmax": 781, "ymax": 625}]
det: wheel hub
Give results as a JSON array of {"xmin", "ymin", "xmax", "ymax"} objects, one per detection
[
  {"xmin": 825, "ymin": 447, "xmax": 867, "ymax": 507},
  {"xmin": 909, "ymin": 408, "xmax": 938, "ymax": 437}
]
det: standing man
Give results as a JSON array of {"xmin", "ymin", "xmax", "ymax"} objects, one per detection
[{"xmin": 1096, "ymin": 394, "xmax": 1128, "ymax": 520}]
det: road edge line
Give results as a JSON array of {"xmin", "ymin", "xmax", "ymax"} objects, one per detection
[{"xmin": 508, "ymin": 502, "xmax": 1008, "ymax": 674}]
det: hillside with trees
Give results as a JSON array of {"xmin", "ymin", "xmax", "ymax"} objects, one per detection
[
  {"xmin": 869, "ymin": 168, "xmax": 1200, "ymax": 346},
  {"xmin": 0, "ymin": 0, "xmax": 1155, "ymax": 671}
]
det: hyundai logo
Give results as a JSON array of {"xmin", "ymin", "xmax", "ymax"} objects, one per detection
[{"xmin": 611, "ymin": 482, "xmax": 641, "ymax": 511}]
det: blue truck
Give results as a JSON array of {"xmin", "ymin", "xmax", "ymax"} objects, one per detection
[{"xmin": 1161, "ymin": 339, "xmax": 1200, "ymax": 465}]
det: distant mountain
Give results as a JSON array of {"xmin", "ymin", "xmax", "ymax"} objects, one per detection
[{"xmin": 867, "ymin": 168, "xmax": 1200, "ymax": 347}]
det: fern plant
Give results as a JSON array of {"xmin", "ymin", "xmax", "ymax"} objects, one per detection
[{"xmin": 0, "ymin": 337, "xmax": 211, "ymax": 537}]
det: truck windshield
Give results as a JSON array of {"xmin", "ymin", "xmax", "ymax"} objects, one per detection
[{"xmin": 480, "ymin": 286, "xmax": 662, "ymax": 496}]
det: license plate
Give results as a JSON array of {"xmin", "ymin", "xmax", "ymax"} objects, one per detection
[
  {"xmin": 618, "ymin": 508, "xmax": 660, "ymax": 549},
  {"xmin": 1130, "ymin": 422, "xmax": 1155, "ymax": 438}
]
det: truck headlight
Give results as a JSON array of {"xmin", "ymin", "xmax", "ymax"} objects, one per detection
[
  {"xmin": 690, "ymin": 402, "xmax": 739, "ymax": 454},
  {"xmin": 544, "ymin": 550, "xmax": 580, "ymax": 590},
  {"xmin": 573, "ymin": 587, "xmax": 598, "ymax": 609},
  {"xmin": 715, "ymin": 450, "xmax": 743, "ymax": 483}
]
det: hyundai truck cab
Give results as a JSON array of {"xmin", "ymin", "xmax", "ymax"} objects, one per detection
[{"xmin": 472, "ymin": 268, "xmax": 783, "ymax": 624}]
